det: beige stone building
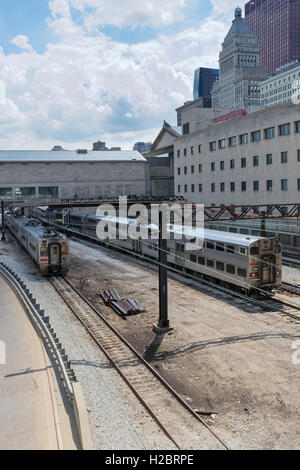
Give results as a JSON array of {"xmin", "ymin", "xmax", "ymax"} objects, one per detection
[
  {"xmin": 0, "ymin": 150, "xmax": 146, "ymax": 200},
  {"xmin": 175, "ymin": 101, "xmax": 300, "ymax": 206}
]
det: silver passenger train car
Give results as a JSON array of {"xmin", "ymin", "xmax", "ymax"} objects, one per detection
[
  {"xmin": 6, "ymin": 213, "xmax": 69, "ymax": 275},
  {"xmin": 30, "ymin": 207, "xmax": 282, "ymax": 293}
]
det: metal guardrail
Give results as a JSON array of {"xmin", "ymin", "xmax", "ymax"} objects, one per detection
[{"xmin": 0, "ymin": 262, "xmax": 75, "ymax": 399}]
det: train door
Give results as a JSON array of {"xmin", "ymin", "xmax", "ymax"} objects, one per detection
[
  {"xmin": 132, "ymin": 239, "xmax": 141, "ymax": 253},
  {"xmin": 260, "ymin": 254, "xmax": 276, "ymax": 285},
  {"xmin": 175, "ymin": 242, "xmax": 185, "ymax": 265},
  {"xmin": 48, "ymin": 243, "xmax": 62, "ymax": 273}
]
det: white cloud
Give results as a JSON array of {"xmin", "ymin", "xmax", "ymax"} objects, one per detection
[
  {"xmin": 69, "ymin": 0, "xmax": 187, "ymax": 28},
  {"xmin": 0, "ymin": 1, "xmax": 236, "ymax": 149},
  {"xmin": 11, "ymin": 35, "xmax": 34, "ymax": 52}
]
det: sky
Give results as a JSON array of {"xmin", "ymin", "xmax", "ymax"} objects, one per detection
[{"xmin": 0, "ymin": 0, "xmax": 239, "ymax": 150}]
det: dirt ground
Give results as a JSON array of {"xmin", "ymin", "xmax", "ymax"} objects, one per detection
[{"xmin": 66, "ymin": 239, "xmax": 300, "ymax": 450}]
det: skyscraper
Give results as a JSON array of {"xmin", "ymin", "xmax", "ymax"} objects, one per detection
[
  {"xmin": 193, "ymin": 67, "xmax": 219, "ymax": 101},
  {"xmin": 245, "ymin": 0, "xmax": 300, "ymax": 75},
  {"xmin": 211, "ymin": 7, "xmax": 267, "ymax": 111}
]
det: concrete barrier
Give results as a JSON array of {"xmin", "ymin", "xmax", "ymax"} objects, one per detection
[{"xmin": 72, "ymin": 382, "xmax": 93, "ymax": 450}]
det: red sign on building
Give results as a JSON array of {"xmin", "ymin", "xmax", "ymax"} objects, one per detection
[{"xmin": 213, "ymin": 109, "xmax": 247, "ymax": 124}]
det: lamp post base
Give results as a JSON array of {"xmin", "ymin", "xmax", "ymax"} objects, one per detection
[{"xmin": 152, "ymin": 324, "xmax": 173, "ymax": 335}]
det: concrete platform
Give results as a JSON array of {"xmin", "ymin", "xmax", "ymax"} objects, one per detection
[{"xmin": 0, "ymin": 274, "xmax": 78, "ymax": 450}]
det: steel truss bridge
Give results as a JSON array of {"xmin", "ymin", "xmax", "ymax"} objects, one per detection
[{"xmin": 1, "ymin": 198, "xmax": 300, "ymax": 221}]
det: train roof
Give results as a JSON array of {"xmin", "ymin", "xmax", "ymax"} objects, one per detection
[
  {"xmin": 55, "ymin": 211, "xmax": 273, "ymax": 246},
  {"xmin": 7, "ymin": 215, "xmax": 65, "ymax": 240}
]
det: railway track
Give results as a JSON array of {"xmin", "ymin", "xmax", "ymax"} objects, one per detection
[{"xmin": 49, "ymin": 276, "xmax": 229, "ymax": 451}]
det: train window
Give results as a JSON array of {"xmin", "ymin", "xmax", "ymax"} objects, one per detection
[
  {"xmin": 207, "ymin": 259, "xmax": 214, "ymax": 268},
  {"xmin": 198, "ymin": 257, "xmax": 205, "ymax": 265},
  {"xmin": 226, "ymin": 264, "xmax": 235, "ymax": 274},
  {"xmin": 238, "ymin": 268, "xmax": 247, "ymax": 278},
  {"xmin": 275, "ymin": 245, "xmax": 282, "ymax": 254},
  {"xmin": 190, "ymin": 255, "xmax": 197, "ymax": 263},
  {"xmin": 278, "ymin": 233, "xmax": 291, "ymax": 245},
  {"xmin": 240, "ymin": 229, "xmax": 249, "ymax": 235},
  {"xmin": 294, "ymin": 237, "xmax": 300, "ymax": 248},
  {"xmin": 207, "ymin": 242, "xmax": 215, "ymax": 250},
  {"xmin": 229, "ymin": 228, "xmax": 238, "ymax": 233},
  {"xmin": 226, "ymin": 245, "xmax": 235, "ymax": 253},
  {"xmin": 250, "ymin": 247, "xmax": 259, "ymax": 255},
  {"xmin": 216, "ymin": 243, "xmax": 224, "ymax": 252},
  {"xmin": 240, "ymin": 247, "xmax": 246, "ymax": 255},
  {"xmin": 216, "ymin": 261, "xmax": 224, "ymax": 271}
]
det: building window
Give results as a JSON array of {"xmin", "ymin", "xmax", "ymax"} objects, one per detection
[
  {"xmin": 177, "ymin": 168, "xmax": 181, "ymax": 175},
  {"xmin": 298, "ymin": 150, "xmax": 300, "ymax": 162},
  {"xmin": 295, "ymin": 121, "xmax": 300, "ymax": 133},
  {"xmin": 184, "ymin": 166, "xmax": 187, "ymax": 174},
  {"xmin": 191, "ymin": 184, "xmax": 195, "ymax": 193},
  {"xmin": 15, "ymin": 187, "xmax": 36, "ymax": 197},
  {"xmin": 279, "ymin": 123, "xmax": 290, "ymax": 136},
  {"xmin": 220, "ymin": 182, "xmax": 225, "ymax": 192},
  {"xmin": 211, "ymin": 162, "xmax": 215, "ymax": 171},
  {"xmin": 184, "ymin": 184, "xmax": 188, "ymax": 193},
  {"xmin": 198, "ymin": 144, "xmax": 202, "ymax": 153},
  {"xmin": 0, "ymin": 187, "xmax": 12, "ymax": 198},
  {"xmin": 253, "ymin": 155, "xmax": 259, "ymax": 166},
  {"xmin": 191, "ymin": 146, "xmax": 194, "ymax": 155},
  {"xmin": 298, "ymin": 179, "xmax": 300, "ymax": 191},
  {"xmin": 38, "ymin": 187, "xmax": 59, "ymax": 198},
  {"xmin": 239, "ymin": 133, "xmax": 248, "ymax": 145},
  {"xmin": 241, "ymin": 157, "xmax": 247, "ymax": 168},
  {"xmin": 251, "ymin": 130, "xmax": 261, "ymax": 142},
  {"xmin": 184, "ymin": 148, "xmax": 187, "ymax": 156},
  {"xmin": 281, "ymin": 179, "xmax": 288, "ymax": 191},
  {"xmin": 209, "ymin": 141, "xmax": 217, "ymax": 151},
  {"xmin": 230, "ymin": 159, "xmax": 235, "ymax": 169},
  {"xmin": 211, "ymin": 183, "xmax": 215, "ymax": 192},
  {"xmin": 264, "ymin": 127, "xmax": 275, "ymax": 139},
  {"xmin": 183, "ymin": 123, "xmax": 190, "ymax": 135},
  {"xmin": 229, "ymin": 136, "xmax": 237, "ymax": 147},
  {"xmin": 281, "ymin": 151, "xmax": 288, "ymax": 163},
  {"xmin": 192, "ymin": 165, "xmax": 195, "ymax": 174},
  {"xmin": 266, "ymin": 180, "xmax": 273, "ymax": 191},
  {"xmin": 266, "ymin": 154, "xmax": 273, "ymax": 165},
  {"xmin": 199, "ymin": 164, "xmax": 202, "ymax": 173},
  {"xmin": 253, "ymin": 181, "xmax": 259, "ymax": 191},
  {"xmin": 230, "ymin": 182, "xmax": 235, "ymax": 192},
  {"xmin": 220, "ymin": 161, "xmax": 225, "ymax": 170},
  {"xmin": 219, "ymin": 139, "xmax": 226, "ymax": 149},
  {"xmin": 177, "ymin": 150, "xmax": 181, "ymax": 158},
  {"xmin": 199, "ymin": 184, "xmax": 202, "ymax": 192},
  {"xmin": 241, "ymin": 181, "xmax": 247, "ymax": 192},
  {"xmin": 177, "ymin": 185, "xmax": 181, "ymax": 193}
]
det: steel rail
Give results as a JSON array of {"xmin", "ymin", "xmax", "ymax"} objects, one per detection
[
  {"xmin": 50, "ymin": 275, "xmax": 230, "ymax": 450},
  {"xmin": 0, "ymin": 263, "xmax": 74, "ymax": 399}
]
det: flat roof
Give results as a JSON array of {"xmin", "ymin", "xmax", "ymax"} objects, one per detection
[{"xmin": 0, "ymin": 150, "xmax": 146, "ymax": 163}]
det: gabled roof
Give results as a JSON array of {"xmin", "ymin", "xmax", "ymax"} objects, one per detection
[{"xmin": 151, "ymin": 121, "xmax": 181, "ymax": 152}]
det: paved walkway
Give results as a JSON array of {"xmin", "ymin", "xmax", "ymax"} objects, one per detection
[{"xmin": 0, "ymin": 274, "xmax": 76, "ymax": 450}]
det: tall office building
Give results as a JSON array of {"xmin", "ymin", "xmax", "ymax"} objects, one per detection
[
  {"xmin": 245, "ymin": 0, "xmax": 300, "ymax": 76},
  {"xmin": 212, "ymin": 7, "xmax": 267, "ymax": 112},
  {"xmin": 193, "ymin": 67, "xmax": 219, "ymax": 101}
]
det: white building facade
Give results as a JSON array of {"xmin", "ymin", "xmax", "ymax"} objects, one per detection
[
  {"xmin": 261, "ymin": 64, "xmax": 300, "ymax": 109},
  {"xmin": 174, "ymin": 102, "xmax": 300, "ymax": 206}
]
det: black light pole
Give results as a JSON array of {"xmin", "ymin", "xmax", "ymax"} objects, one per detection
[
  {"xmin": 1, "ymin": 200, "xmax": 6, "ymax": 241},
  {"xmin": 153, "ymin": 208, "xmax": 172, "ymax": 333}
]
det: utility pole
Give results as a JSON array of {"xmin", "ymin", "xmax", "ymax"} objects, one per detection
[
  {"xmin": 153, "ymin": 208, "xmax": 173, "ymax": 334},
  {"xmin": 1, "ymin": 200, "xmax": 6, "ymax": 241}
]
